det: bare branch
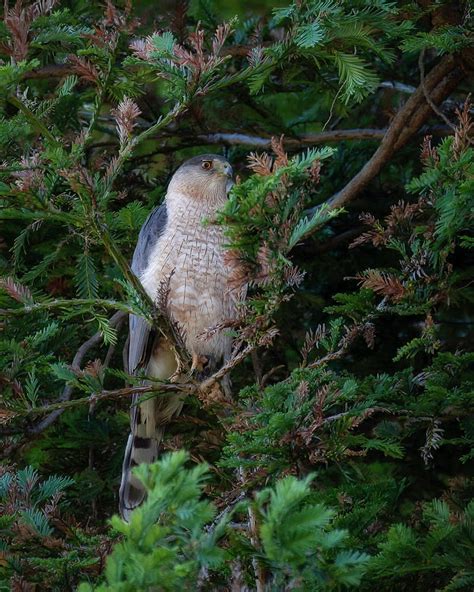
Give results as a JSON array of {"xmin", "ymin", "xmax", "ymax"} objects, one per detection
[
  {"xmin": 28, "ymin": 311, "xmax": 127, "ymax": 435},
  {"xmin": 1, "ymin": 326, "xmax": 279, "ymax": 438},
  {"xmin": 307, "ymin": 53, "xmax": 465, "ymax": 216},
  {"xmin": 1, "ymin": 381, "xmax": 195, "ymax": 438},
  {"xmin": 378, "ymin": 81, "xmax": 416, "ymax": 94},
  {"xmin": 419, "ymin": 50, "xmax": 456, "ymax": 131},
  {"xmin": 197, "ymin": 129, "xmax": 387, "ymax": 148}
]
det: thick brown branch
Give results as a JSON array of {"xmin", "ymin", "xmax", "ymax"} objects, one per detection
[
  {"xmin": 315, "ymin": 53, "xmax": 466, "ymax": 213},
  {"xmin": 419, "ymin": 50, "xmax": 456, "ymax": 131}
]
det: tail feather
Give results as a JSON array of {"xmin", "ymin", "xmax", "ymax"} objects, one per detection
[
  {"xmin": 119, "ymin": 430, "xmax": 162, "ymax": 521},
  {"xmin": 119, "ymin": 336, "xmax": 182, "ymax": 521}
]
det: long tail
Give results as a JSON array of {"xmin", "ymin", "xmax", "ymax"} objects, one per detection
[
  {"xmin": 118, "ymin": 404, "xmax": 164, "ymax": 521},
  {"xmin": 119, "ymin": 338, "xmax": 180, "ymax": 521}
]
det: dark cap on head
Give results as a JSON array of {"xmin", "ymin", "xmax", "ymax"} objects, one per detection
[
  {"xmin": 176, "ymin": 153, "xmax": 232, "ymax": 179},
  {"xmin": 179, "ymin": 153, "xmax": 229, "ymax": 168}
]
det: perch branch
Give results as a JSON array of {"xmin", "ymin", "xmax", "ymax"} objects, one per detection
[
  {"xmin": 4, "ymin": 382, "xmax": 194, "ymax": 424},
  {"xmin": 1, "ymin": 327, "xmax": 279, "ymax": 438}
]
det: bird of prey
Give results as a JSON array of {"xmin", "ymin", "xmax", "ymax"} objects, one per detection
[{"xmin": 119, "ymin": 154, "xmax": 237, "ymax": 520}]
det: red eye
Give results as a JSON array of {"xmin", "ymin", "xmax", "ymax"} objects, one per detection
[{"xmin": 201, "ymin": 160, "xmax": 212, "ymax": 170}]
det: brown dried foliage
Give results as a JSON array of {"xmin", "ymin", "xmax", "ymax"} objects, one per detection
[
  {"xmin": 283, "ymin": 265, "xmax": 306, "ymax": 288},
  {"xmin": 3, "ymin": 0, "xmax": 57, "ymax": 61},
  {"xmin": 129, "ymin": 37, "xmax": 154, "ymax": 61},
  {"xmin": 83, "ymin": 359, "xmax": 104, "ymax": 379},
  {"xmin": 253, "ymin": 243, "xmax": 274, "ymax": 287},
  {"xmin": 271, "ymin": 135, "xmax": 289, "ymax": 169},
  {"xmin": 355, "ymin": 270, "xmax": 406, "ymax": 302},
  {"xmin": 247, "ymin": 152, "xmax": 273, "ymax": 176},
  {"xmin": 247, "ymin": 135, "xmax": 290, "ymax": 177},
  {"xmin": 300, "ymin": 324, "xmax": 327, "ymax": 367},
  {"xmin": 351, "ymin": 199, "xmax": 426, "ymax": 249},
  {"xmin": 59, "ymin": 165, "xmax": 95, "ymax": 197},
  {"xmin": 67, "ymin": 55, "xmax": 100, "ymax": 84},
  {"xmin": 131, "ymin": 21, "xmax": 232, "ymax": 82},
  {"xmin": 12, "ymin": 153, "xmax": 43, "ymax": 191},
  {"xmin": 104, "ymin": 0, "xmax": 133, "ymax": 29},
  {"xmin": 0, "ymin": 277, "xmax": 33, "ymax": 303},
  {"xmin": 111, "ymin": 97, "xmax": 141, "ymax": 145},
  {"xmin": 224, "ymin": 249, "xmax": 252, "ymax": 292},
  {"xmin": 420, "ymin": 135, "xmax": 440, "ymax": 165},
  {"xmin": 452, "ymin": 96, "xmax": 473, "ymax": 159}
]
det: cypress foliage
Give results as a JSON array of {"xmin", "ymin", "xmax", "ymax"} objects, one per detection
[{"xmin": 0, "ymin": 0, "xmax": 472, "ymax": 590}]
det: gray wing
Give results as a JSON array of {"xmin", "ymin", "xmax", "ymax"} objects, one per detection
[{"xmin": 128, "ymin": 204, "xmax": 168, "ymax": 374}]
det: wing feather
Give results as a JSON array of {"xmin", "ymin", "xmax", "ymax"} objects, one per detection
[{"xmin": 128, "ymin": 204, "xmax": 167, "ymax": 375}]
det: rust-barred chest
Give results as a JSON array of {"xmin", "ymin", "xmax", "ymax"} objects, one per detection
[{"xmin": 139, "ymin": 201, "xmax": 235, "ymax": 358}]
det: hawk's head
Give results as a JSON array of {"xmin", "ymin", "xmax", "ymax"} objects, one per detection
[{"xmin": 168, "ymin": 154, "xmax": 233, "ymax": 204}]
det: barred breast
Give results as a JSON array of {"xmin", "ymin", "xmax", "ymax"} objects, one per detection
[{"xmin": 139, "ymin": 194, "xmax": 235, "ymax": 360}]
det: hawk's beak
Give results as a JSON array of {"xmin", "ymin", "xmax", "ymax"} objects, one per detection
[
  {"xmin": 215, "ymin": 160, "xmax": 233, "ymax": 179},
  {"xmin": 223, "ymin": 163, "xmax": 233, "ymax": 178}
]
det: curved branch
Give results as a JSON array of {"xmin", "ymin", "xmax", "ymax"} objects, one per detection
[
  {"xmin": 28, "ymin": 310, "xmax": 127, "ymax": 436},
  {"xmin": 321, "ymin": 53, "xmax": 465, "ymax": 212}
]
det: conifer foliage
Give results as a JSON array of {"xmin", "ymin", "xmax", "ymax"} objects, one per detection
[{"xmin": 0, "ymin": 0, "xmax": 473, "ymax": 590}]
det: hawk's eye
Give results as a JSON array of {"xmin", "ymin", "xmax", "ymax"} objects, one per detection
[{"xmin": 201, "ymin": 160, "xmax": 213, "ymax": 171}]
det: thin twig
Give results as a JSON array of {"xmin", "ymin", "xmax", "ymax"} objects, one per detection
[
  {"xmin": 200, "ymin": 328, "xmax": 279, "ymax": 391},
  {"xmin": 2, "ymin": 382, "xmax": 195, "ymax": 433},
  {"xmin": 419, "ymin": 49, "xmax": 456, "ymax": 131},
  {"xmin": 0, "ymin": 298, "xmax": 136, "ymax": 317}
]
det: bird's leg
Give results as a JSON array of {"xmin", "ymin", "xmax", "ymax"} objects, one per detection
[
  {"xmin": 221, "ymin": 373, "xmax": 232, "ymax": 399},
  {"xmin": 221, "ymin": 343, "xmax": 233, "ymax": 399}
]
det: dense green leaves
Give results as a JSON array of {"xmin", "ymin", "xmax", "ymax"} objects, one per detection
[
  {"xmin": 79, "ymin": 452, "xmax": 370, "ymax": 592},
  {"xmin": 0, "ymin": 0, "xmax": 473, "ymax": 590}
]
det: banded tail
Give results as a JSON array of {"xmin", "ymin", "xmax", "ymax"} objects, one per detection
[{"xmin": 119, "ymin": 338, "xmax": 180, "ymax": 521}]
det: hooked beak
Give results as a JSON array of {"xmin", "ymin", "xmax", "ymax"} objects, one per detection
[
  {"xmin": 223, "ymin": 162, "xmax": 233, "ymax": 178},
  {"xmin": 214, "ymin": 160, "xmax": 233, "ymax": 179}
]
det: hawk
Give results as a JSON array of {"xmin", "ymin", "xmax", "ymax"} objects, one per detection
[{"xmin": 119, "ymin": 154, "xmax": 237, "ymax": 520}]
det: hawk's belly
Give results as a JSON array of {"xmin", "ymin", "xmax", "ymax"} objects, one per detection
[{"xmin": 140, "ymin": 220, "xmax": 234, "ymax": 359}]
